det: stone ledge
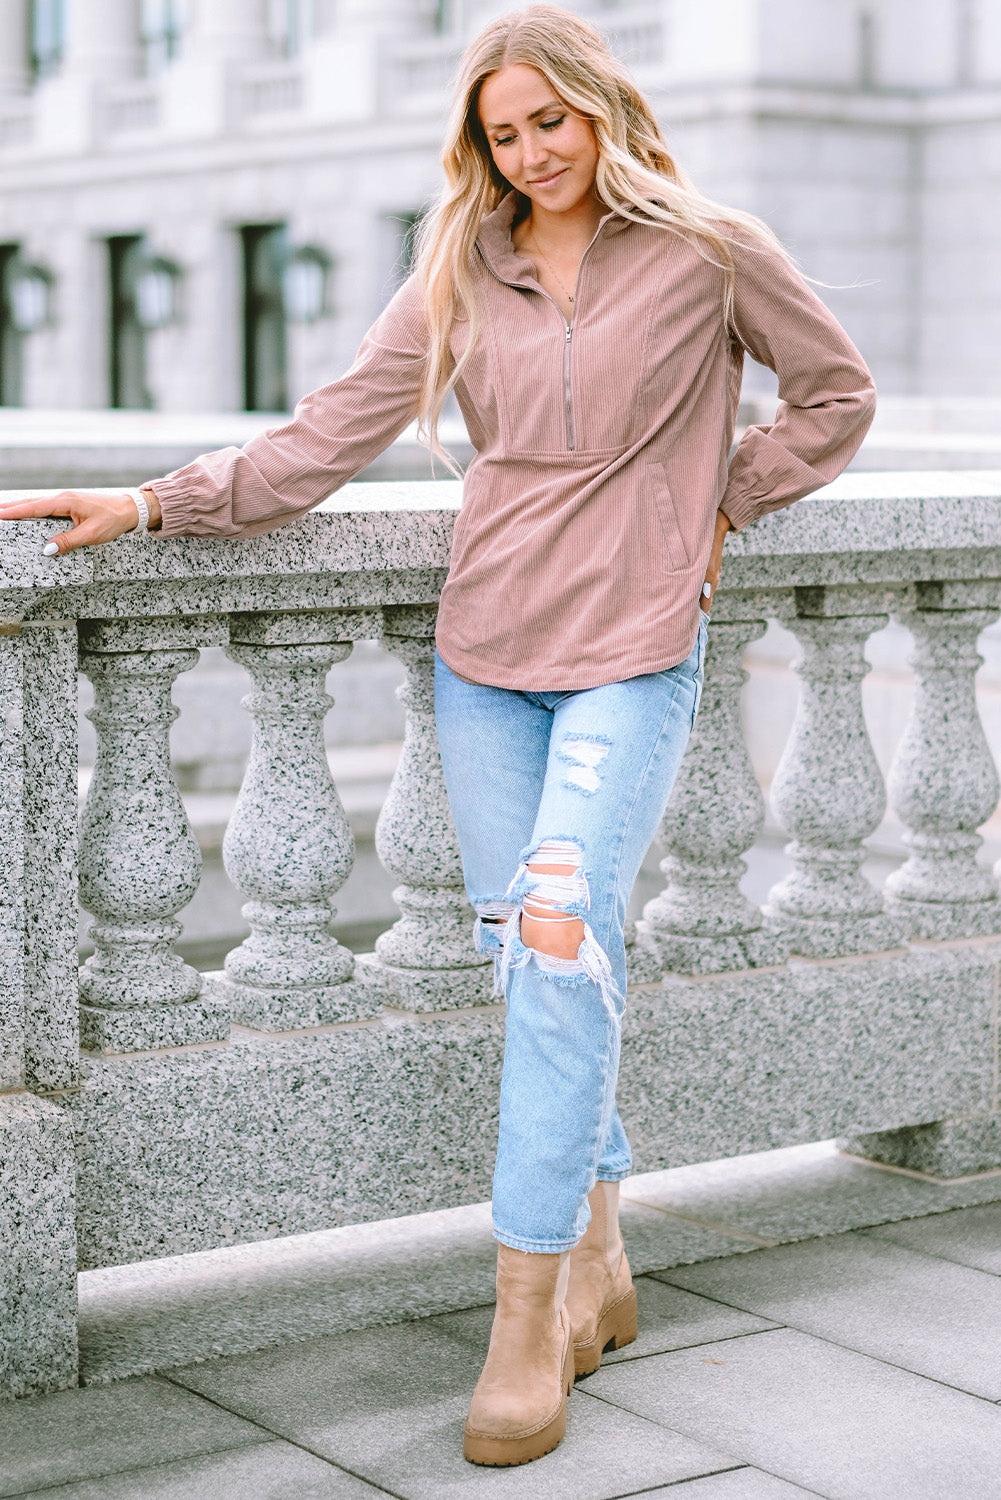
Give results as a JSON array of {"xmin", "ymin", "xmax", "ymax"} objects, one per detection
[
  {"xmin": 75, "ymin": 1138, "xmax": 1001, "ymax": 1389},
  {"xmin": 56, "ymin": 942, "xmax": 1000, "ymax": 1272}
]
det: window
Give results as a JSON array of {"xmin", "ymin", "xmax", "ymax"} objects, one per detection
[
  {"xmin": 30, "ymin": 0, "xmax": 66, "ymax": 81},
  {"xmin": 241, "ymin": 224, "xmax": 289, "ymax": 412},
  {"xmin": 108, "ymin": 235, "xmax": 152, "ymax": 409},
  {"xmin": 268, "ymin": 0, "xmax": 313, "ymax": 58},
  {"xmin": 141, "ymin": 0, "xmax": 186, "ymax": 76},
  {"xmin": 0, "ymin": 246, "xmax": 24, "ymax": 406}
]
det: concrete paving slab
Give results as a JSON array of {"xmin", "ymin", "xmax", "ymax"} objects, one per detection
[
  {"xmin": 0, "ymin": 1375, "xmax": 268, "ymax": 1498},
  {"xmin": 623, "ymin": 1141, "xmax": 1001, "ymax": 1246},
  {"xmin": 641, "ymin": 1468, "xmax": 820, "ymax": 1498},
  {"xmin": 431, "ymin": 1277, "xmax": 777, "ymax": 1370},
  {"xmin": 585, "ymin": 1327, "xmax": 1001, "ymax": 1500},
  {"xmin": 864, "ymin": 1202, "xmax": 1001, "ymax": 1274},
  {"xmin": 7, "ymin": 1441, "xmax": 384, "ymax": 1499},
  {"xmin": 657, "ymin": 1232, "xmax": 1001, "ymax": 1399},
  {"xmin": 166, "ymin": 1315, "xmax": 734, "ymax": 1500}
]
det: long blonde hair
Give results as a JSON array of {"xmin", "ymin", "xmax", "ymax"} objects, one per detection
[{"xmin": 413, "ymin": 2, "xmax": 788, "ymax": 463}]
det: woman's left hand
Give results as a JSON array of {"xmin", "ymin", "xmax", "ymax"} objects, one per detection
[{"xmin": 700, "ymin": 509, "xmax": 732, "ymax": 614}]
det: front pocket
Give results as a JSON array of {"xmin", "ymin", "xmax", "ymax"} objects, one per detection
[{"xmin": 647, "ymin": 462, "xmax": 693, "ymax": 572}]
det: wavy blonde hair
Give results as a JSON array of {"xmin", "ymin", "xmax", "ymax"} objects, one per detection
[{"xmin": 413, "ymin": 2, "xmax": 789, "ymax": 464}]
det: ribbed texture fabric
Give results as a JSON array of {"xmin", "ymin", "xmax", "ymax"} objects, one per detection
[{"xmin": 148, "ymin": 192, "xmax": 876, "ymax": 691}]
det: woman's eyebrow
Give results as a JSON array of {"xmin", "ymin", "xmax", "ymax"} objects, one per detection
[{"xmin": 484, "ymin": 101, "xmax": 563, "ymax": 129}]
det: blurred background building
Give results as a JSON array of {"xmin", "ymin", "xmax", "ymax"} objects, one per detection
[{"xmin": 0, "ymin": 0, "xmax": 999, "ymax": 415}]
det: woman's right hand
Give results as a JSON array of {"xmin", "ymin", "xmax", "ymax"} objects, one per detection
[{"xmin": 0, "ymin": 488, "xmax": 161, "ymax": 554}]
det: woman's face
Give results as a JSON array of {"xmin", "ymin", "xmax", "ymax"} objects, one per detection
[{"xmin": 478, "ymin": 63, "xmax": 600, "ymax": 218}]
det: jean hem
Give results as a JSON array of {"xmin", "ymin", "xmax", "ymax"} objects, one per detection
[
  {"xmin": 596, "ymin": 1169, "xmax": 631, "ymax": 1182},
  {"xmin": 493, "ymin": 1225, "xmax": 580, "ymax": 1253}
]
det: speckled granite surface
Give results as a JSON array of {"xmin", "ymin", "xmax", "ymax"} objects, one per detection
[
  {"xmin": 0, "ymin": 633, "xmax": 24, "ymax": 1090},
  {"xmin": 19, "ymin": 623, "xmax": 81, "ymax": 1091},
  {"xmin": 0, "ymin": 1092, "xmax": 77, "ymax": 1398}
]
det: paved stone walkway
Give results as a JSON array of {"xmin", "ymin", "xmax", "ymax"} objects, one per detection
[{"xmin": 4, "ymin": 1195, "xmax": 1001, "ymax": 1499}]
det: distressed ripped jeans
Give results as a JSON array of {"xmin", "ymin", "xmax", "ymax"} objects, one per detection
[{"xmin": 434, "ymin": 614, "xmax": 706, "ymax": 1252}]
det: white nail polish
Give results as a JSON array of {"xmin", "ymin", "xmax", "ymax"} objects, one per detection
[{"xmin": 42, "ymin": 542, "xmax": 59, "ymax": 556}]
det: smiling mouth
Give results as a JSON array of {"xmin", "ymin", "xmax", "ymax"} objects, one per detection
[{"xmin": 528, "ymin": 168, "xmax": 568, "ymax": 187}]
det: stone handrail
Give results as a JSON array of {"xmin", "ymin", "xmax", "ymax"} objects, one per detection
[{"xmin": 3, "ymin": 469, "xmax": 1001, "ymax": 1399}]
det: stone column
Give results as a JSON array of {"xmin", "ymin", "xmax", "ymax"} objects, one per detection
[
  {"xmin": 0, "ymin": 0, "xmax": 30, "ymax": 95},
  {"xmin": 763, "ymin": 595, "xmax": 905, "ymax": 957},
  {"xmin": 636, "ymin": 607, "xmax": 789, "ymax": 976},
  {"xmin": 0, "ymin": 1093, "xmax": 77, "ymax": 1399},
  {"xmin": 338, "ymin": 0, "xmax": 433, "ymax": 37},
  {"xmin": 187, "ymin": 0, "xmax": 271, "ymax": 58},
  {"xmin": 885, "ymin": 597, "xmax": 1001, "ymax": 936},
  {"xmin": 62, "ymin": 0, "xmax": 142, "ymax": 77},
  {"xmin": 20, "ymin": 621, "xmax": 81, "ymax": 1090},
  {"xmin": 77, "ymin": 618, "xmax": 230, "ymax": 1054},
  {"xmin": 356, "ymin": 605, "xmax": 491, "ymax": 1011},
  {"xmin": 217, "ymin": 610, "xmax": 380, "ymax": 1030}
]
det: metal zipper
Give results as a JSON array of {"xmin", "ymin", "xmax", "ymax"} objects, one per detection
[
  {"xmin": 564, "ymin": 318, "xmax": 574, "ymax": 451},
  {"xmin": 482, "ymin": 219, "xmax": 606, "ymax": 454}
]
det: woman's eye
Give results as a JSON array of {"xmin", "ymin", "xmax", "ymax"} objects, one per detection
[
  {"xmin": 541, "ymin": 115, "xmax": 566, "ymax": 131},
  {"xmin": 494, "ymin": 135, "xmax": 515, "ymax": 147}
]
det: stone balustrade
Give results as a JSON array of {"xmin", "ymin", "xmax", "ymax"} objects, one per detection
[{"xmin": 3, "ymin": 470, "xmax": 1001, "ymax": 1400}]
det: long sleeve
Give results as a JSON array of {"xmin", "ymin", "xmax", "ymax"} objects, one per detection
[
  {"xmin": 719, "ymin": 234, "xmax": 877, "ymax": 532},
  {"xmin": 148, "ymin": 275, "xmax": 430, "ymax": 538}
]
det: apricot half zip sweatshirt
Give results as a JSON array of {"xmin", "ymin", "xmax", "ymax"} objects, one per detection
[{"xmin": 148, "ymin": 192, "xmax": 876, "ymax": 690}]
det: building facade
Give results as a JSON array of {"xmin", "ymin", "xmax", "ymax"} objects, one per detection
[{"xmin": 0, "ymin": 0, "xmax": 999, "ymax": 414}]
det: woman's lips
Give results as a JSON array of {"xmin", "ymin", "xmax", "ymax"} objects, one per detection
[{"xmin": 528, "ymin": 167, "xmax": 568, "ymax": 188}]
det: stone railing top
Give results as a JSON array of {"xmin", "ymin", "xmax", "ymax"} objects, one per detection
[{"xmin": 2, "ymin": 471, "xmax": 1001, "ymax": 623}]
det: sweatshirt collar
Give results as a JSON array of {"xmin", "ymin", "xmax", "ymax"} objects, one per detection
[{"xmin": 475, "ymin": 190, "xmax": 629, "ymax": 287}]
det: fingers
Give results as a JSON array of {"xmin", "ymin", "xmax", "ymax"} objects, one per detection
[{"xmin": 0, "ymin": 496, "xmax": 75, "ymax": 520}]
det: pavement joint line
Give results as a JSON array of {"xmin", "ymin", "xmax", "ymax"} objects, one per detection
[
  {"xmin": 157, "ymin": 1372, "xmax": 407, "ymax": 1499},
  {"xmin": 601, "ymin": 1462, "xmax": 750, "ymax": 1497},
  {"xmin": 856, "ymin": 1220, "xmax": 1001, "ymax": 1276},
  {"xmin": 643, "ymin": 1272, "xmax": 1001, "ymax": 1410},
  {"xmin": 619, "ymin": 1197, "xmax": 777, "ymax": 1247},
  {"xmin": 0, "ymin": 1432, "xmax": 279, "ymax": 1500},
  {"xmin": 576, "ymin": 1366, "xmax": 773, "ymax": 1479},
  {"xmin": 577, "ymin": 1320, "xmax": 788, "ymax": 1371}
]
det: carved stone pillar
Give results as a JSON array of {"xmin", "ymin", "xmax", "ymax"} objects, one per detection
[
  {"xmin": 63, "ymin": 0, "xmax": 141, "ymax": 77},
  {"xmin": 356, "ymin": 605, "xmax": 490, "ymax": 1011},
  {"xmin": 187, "ymin": 0, "xmax": 270, "ymax": 59},
  {"xmin": 886, "ymin": 596, "xmax": 1001, "ymax": 936},
  {"xmin": 0, "ymin": 0, "xmax": 30, "ymax": 96},
  {"xmin": 636, "ymin": 609, "xmax": 788, "ymax": 976},
  {"xmin": 764, "ymin": 594, "xmax": 905, "ymax": 957},
  {"xmin": 77, "ymin": 618, "xmax": 230, "ymax": 1054},
  {"xmin": 217, "ymin": 610, "xmax": 380, "ymax": 1030}
]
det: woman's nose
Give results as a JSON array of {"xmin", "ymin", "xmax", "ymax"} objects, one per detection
[{"xmin": 522, "ymin": 137, "xmax": 550, "ymax": 170}]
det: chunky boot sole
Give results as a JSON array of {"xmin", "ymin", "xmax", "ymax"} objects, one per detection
[
  {"xmin": 573, "ymin": 1285, "xmax": 638, "ymax": 1377},
  {"xmin": 463, "ymin": 1329, "xmax": 574, "ymax": 1467}
]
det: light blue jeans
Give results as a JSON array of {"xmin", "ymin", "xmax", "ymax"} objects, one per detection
[{"xmin": 434, "ymin": 613, "xmax": 707, "ymax": 1252}]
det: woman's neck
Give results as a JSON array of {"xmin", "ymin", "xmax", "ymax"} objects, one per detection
[{"xmin": 518, "ymin": 196, "xmax": 605, "ymax": 257}]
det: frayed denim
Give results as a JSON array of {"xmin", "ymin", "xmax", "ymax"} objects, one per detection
[{"xmin": 434, "ymin": 615, "xmax": 706, "ymax": 1251}]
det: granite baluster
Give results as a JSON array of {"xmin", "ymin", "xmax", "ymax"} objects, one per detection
[
  {"xmin": 885, "ymin": 591, "xmax": 1001, "ymax": 936},
  {"xmin": 357, "ymin": 605, "xmax": 490, "ymax": 1011},
  {"xmin": 636, "ymin": 609, "xmax": 789, "ymax": 976},
  {"xmin": 764, "ymin": 591, "xmax": 905, "ymax": 957},
  {"xmin": 217, "ymin": 609, "xmax": 381, "ymax": 1029},
  {"xmin": 77, "ymin": 617, "xmax": 230, "ymax": 1053}
]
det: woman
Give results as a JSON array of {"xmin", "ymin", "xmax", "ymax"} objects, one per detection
[{"xmin": 0, "ymin": 3, "xmax": 875, "ymax": 1468}]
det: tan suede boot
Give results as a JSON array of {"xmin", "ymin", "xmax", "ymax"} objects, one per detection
[
  {"xmin": 463, "ymin": 1244, "xmax": 573, "ymax": 1466},
  {"xmin": 566, "ymin": 1181, "xmax": 637, "ymax": 1376}
]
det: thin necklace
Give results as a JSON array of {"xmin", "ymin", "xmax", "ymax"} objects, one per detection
[{"xmin": 529, "ymin": 231, "xmax": 577, "ymax": 305}]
